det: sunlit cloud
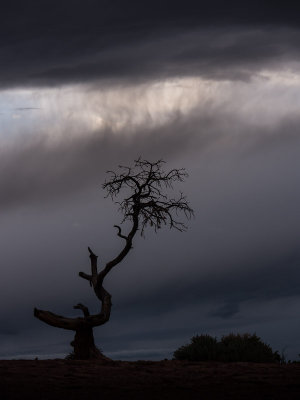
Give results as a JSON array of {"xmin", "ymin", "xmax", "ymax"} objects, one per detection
[{"xmin": 2, "ymin": 69, "xmax": 300, "ymax": 149}]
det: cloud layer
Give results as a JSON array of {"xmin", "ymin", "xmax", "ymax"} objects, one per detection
[{"xmin": 1, "ymin": 0, "xmax": 300, "ymax": 88}]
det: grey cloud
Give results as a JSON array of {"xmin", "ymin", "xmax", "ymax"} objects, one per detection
[
  {"xmin": 0, "ymin": 110, "xmax": 212, "ymax": 211},
  {"xmin": 2, "ymin": 101, "xmax": 300, "ymax": 212},
  {"xmin": 7, "ymin": 29, "xmax": 300, "ymax": 86},
  {"xmin": 2, "ymin": 12, "xmax": 300, "ymax": 88},
  {"xmin": 14, "ymin": 108, "xmax": 41, "ymax": 111},
  {"xmin": 0, "ymin": 327, "xmax": 19, "ymax": 336},
  {"xmin": 210, "ymin": 303, "xmax": 240, "ymax": 319},
  {"xmin": 114, "ymin": 247, "xmax": 300, "ymax": 320}
]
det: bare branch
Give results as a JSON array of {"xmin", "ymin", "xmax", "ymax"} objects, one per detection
[
  {"xmin": 99, "ymin": 214, "xmax": 138, "ymax": 280},
  {"xmin": 74, "ymin": 303, "xmax": 90, "ymax": 317},
  {"xmin": 114, "ymin": 225, "xmax": 128, "ymax": 240},
  {"xmin": 79, "ymin": 271, "xmax": 92, "ymax": 286},
  {"xmin": 34, "ymin": 308, "xmax": 84, "ymax": 330},
  {"xmin": 100, "ymin": 158, "xmax": 194, "ymax": 273},
  {"xmin": 103, "ymin": 158, "xmax": 193, "ymax": 235},
  {"xmin": 88, "ymin": 247, "xmax": 98, "ymax": 287}
]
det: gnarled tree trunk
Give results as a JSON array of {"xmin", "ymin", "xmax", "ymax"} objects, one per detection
[
  {"xmin": 34, "ymin": 248, "xmax": 112, "ymax": 360},
  {"xmin": 71, "ymin": 326, "xmax": 102, "ymax": 360}
]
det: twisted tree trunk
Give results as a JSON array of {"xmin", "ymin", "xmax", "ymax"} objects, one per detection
[
  {"xmin": 34, "ymin": 249, "xmax": 112, "ymax": 360},
  {"xmin": 71, "ymin": 326, "xmax": 101, "ymax": 360}
]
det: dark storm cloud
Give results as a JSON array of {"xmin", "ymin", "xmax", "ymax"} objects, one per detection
[
  {"xmin": 1, "ymin": 1, "xmax": 300, "ymax": 88},
  {"xmin": 114, "ymin": 246, "xmax": 300, "ymax": 319},
  {"xmin": 21, "ymin": 28, "xmax": 300, "ymax": 85},
  {"xmin": 211, "ymin": 303, "xmax": 240, "ymax": 319},
  {"xmin": 0, "ymin": 324, "xmax": 19, "ymax": 336}
]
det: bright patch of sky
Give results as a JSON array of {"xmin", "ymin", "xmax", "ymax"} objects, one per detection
[{"xmin": 1, "ymin": 70, "xmax": 300, "ymax": 146}]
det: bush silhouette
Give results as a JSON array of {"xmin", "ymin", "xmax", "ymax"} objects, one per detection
[
  {"xmin": 173, "ymin": 333, "xmax": 281, "ymax": 363},
  {"xmin": 173, "ymin": 334, "xmax": 218, "ymax": 361}
]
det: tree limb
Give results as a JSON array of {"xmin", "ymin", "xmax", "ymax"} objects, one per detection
[
  {"xmin": 78, "ymin": 271, "xmax": 92, "ymax": 286},
  {"xmin": 88, "ymin": 247, "xmax": 98, "ymax": 287},
  {"xmin": 73, "ymin": 303, "xmax": 90, "ymax": 317},
  {"xmin": 114, "ymin": 225, "xmax": 128, "ymax": 240},
  {"xmin": 34, "ymin": 308, "xmax": 85, "ymax": 330}
]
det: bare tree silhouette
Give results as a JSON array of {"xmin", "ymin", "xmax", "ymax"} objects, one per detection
[{"xmin": 34, "ymin": 158, "xmax": 194, "ymax": 359}]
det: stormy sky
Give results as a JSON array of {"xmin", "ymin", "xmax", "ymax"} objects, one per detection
[{"xmin": 1, "ymin": 1, "xmax": 300, "ymax": 361}]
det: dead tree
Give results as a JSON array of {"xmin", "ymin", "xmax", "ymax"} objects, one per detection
[{"xmin": 34, "ymin": 158, "xmax": 194, "ymax": 359}]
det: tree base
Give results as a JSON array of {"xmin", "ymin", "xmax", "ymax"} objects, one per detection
[{"xmin": 70, "ymin": 326, "xmax": 111, "ymax": 361}]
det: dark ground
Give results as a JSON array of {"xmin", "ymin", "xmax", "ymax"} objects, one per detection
[{"xmin": 0, "ymin": 359, "xmax": 299, "ymax": 399}]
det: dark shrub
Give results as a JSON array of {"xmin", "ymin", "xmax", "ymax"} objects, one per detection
[
  {"xmin": 173, "ymin": 334, "xmax": 218, "ymax": 361},
  {"xmin": 173, "ymin": 333, "xmax": 281, "ymax": 363},
  {"xmin": 219, "ymin": 333, "xmax": 281, "ymax": 362}
]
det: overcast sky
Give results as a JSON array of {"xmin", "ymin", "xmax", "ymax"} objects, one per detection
[{"xmin": 1, "ymin": 1, "xmax": 300, "ymax": 361}]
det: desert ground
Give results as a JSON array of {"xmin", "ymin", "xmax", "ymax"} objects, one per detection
[{"xmin": 0, "ymin": 359, "xmax": 299, "ymax": 399}]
